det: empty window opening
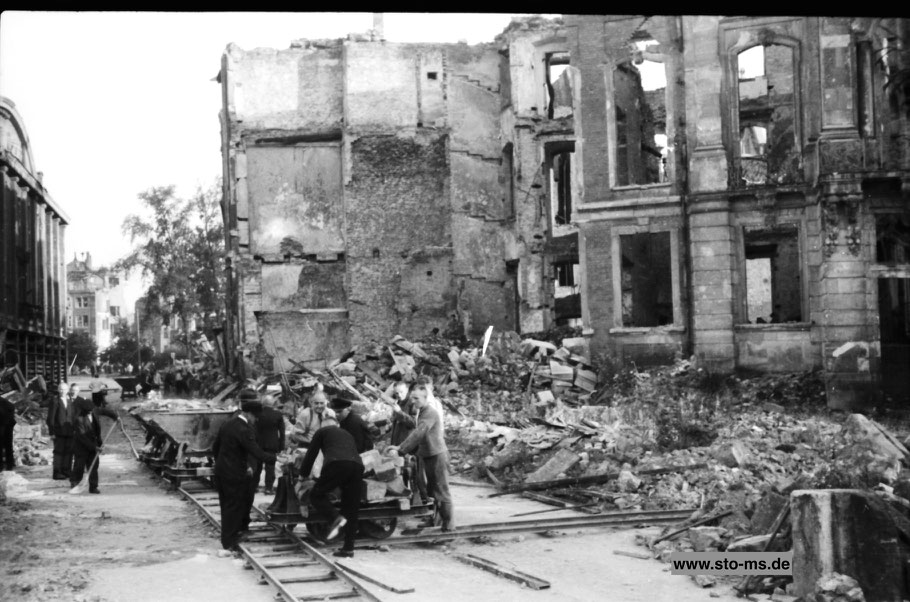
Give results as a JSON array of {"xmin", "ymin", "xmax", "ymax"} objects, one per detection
[
  {"xmin": 736, "ymin": 44, "xmax": 798, "ymax": 186},
  {"xmin": 372, "ymin": 248, "xmax": 381, "ymax": 259},
  {"xmin": 501, "ymin": 143, "xmax": 515, "ymax": 220},
  {"xmin": 545, "ymin": 52, "xmax": 570, "ymax": 119},
  {"xmin": 427, "ymin": 72, "xmax": 438, "ymax": 80},
  {"xmin": 744, "ymin": 227, "xmax": 801, "ymax": 323},
  {"xmin": 552, "ymin": 152, "xmax": 573, "ymax": 225},
  {"xmin": 620, "ymin": 232, "xmax": 672, "ymax": 327},
  {"xmin": 613, "ymin": 39, "xmax": 667, "ymax": 186},
  {"xmin": 555, "ymin": 262, "xmax": 576, "ymax": 287},
  {"xmin": 554, "ymin": 261, "xmax": 581, "ymax": 323},
  {"xmin": 875, "ymin": 213, "xmax": 910, "ymax": 264},
  {"xmin": 426, "ymin": 271, "xmax": 433, "ymax": 277}
]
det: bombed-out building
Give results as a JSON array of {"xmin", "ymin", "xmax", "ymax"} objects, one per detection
[
  {"xmin": 220, "ymin": 16, "xmax": 910, "ymax": 410},
  {"xmin": 1, "ymin": 96, "xmax": 69, "ymax": 383},
  {"xmin": 218, "ymin": 18, "xmax": 580, "ymax": 375}
]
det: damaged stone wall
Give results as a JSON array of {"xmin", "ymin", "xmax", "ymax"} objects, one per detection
[
  {"xmin": 221, "ymin": 27, "xmax": 569, "ymax": 371},
  {"xmin": 344, "ymin": 132, "xmax": 453, "ymax": 344}
]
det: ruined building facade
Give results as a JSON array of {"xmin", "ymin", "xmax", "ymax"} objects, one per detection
[
  {"xmin": 219, "ymin": 20, "xmax": 581, "ymax": 375},
  {"xmin": 1, "ymin": 96, "xmax": 69, "ymax": 383},
  {"xmin": 567, "ymin": 16, "xmax": 910, "ymax": 408},
  {"xmin": 220, "ymin": 17, "xmax": 910, "ymax": 409}
]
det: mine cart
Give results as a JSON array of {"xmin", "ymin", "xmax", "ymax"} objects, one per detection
[
  {"xmin": 263, "ymin": 473, "xmax": 435, "ymax": 541},
  {"xmin": 133, "ymin": 408, "xmax": 234, "ymax": 485},
  {"xmin": 113, "ymin": 376, "xmax": 139, "ymax": 399}
]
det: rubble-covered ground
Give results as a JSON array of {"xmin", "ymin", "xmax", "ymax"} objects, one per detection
[{"xmin": 5, "ymin": 328, "xmax": 910, "ymax": 599}]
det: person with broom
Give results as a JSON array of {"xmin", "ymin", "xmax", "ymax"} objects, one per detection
[{"xmin": 71, "ymin": 396, "xmax": 119, "ymax": 494}]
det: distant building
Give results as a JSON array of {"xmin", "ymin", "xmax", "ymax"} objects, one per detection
[
  {"xmin": 135, "ymin": 295, "xmax": 196, "ymax": 356},
  {"xmin": 66, "ymin": 252, "xmax": 129, "ymax": 350},
  {"xmin": 1, "ymin": 96, "xmax": 69, "ymax": 384}
]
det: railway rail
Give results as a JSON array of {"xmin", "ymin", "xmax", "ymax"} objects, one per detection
[{"xmin": 122, "ymin": 410, "xmax": 701, "ymax": 600}]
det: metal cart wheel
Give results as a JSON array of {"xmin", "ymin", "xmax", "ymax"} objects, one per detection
[
  {"xmin": 358, "ymin": 517, "xmax": 398, "ymax": 540},
  {"xmin": 305, "ymin": 521, "xmax": 329, "ymax": 541}
]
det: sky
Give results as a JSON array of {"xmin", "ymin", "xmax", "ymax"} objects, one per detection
[{"xmin": 0, "ymin": 11, "xmax": 533, "ymax": 273}]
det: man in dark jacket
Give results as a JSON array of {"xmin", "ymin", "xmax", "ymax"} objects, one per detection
[
  {"xmin": 298, "ymin": 424, "xmax": 364, "ymax": 558},
  {"xmin": 253, "ymin": 394, "xmax": 285, "ymax": 495},
  {"xmin": 71, "ymin": 394, "xmax": 120, "ymax": 493},
  {"xmin": 331, "ymin": 395, "xmax": 374, "ymax": 454},
  {"xmin": 212, "ymin": 392, "xmax": 277, "ymax": 551},
  {"xmin": 46, "ymin": 382, "xmax": 76, "ymax": 480},
  {"xmin": 0, "ymin": 391, "xmax": 15, "ymax": 471}
]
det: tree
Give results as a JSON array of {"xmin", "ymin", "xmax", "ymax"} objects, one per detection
[
  {"xmin": 67, "ymin": 330, "xmax": 98, "ymax": 371},
  {"xmin": 117, "ymin": 184, "xmax": 225, "ymax": 361},
  {"xmin": 100, "ymin": 320, "xmax": 154, "ymax": 370}
]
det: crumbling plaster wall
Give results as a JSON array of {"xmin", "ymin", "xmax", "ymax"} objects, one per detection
[
  {"xmin": 224, "ymin": 26, "xmax": 573, "ymax": 369},
  {"xmin": 223, "ymin": 41, "xmax": 350, "ymax": 370}
]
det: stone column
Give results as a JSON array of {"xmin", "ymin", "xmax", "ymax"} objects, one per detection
[
  {"xmin": 818, "ymin": 176, "xmax": 877, "ymax": 409},
  {"xmin": 791, "ymin": 489, "xmax": 907, "ymax": 601}
]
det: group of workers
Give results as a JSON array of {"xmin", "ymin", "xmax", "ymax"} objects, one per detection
[
  {"xmin": 212, "ymin": 375, "xmax": 455, "ymax": 558},
  {"xmin": 45, "ymin": 382, "xmax": 121, "ymax": 492}
]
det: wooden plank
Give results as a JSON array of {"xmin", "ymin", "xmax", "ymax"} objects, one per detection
[
  {"xmin": 613, "ymin": 549, "xmax": 652, "ymax": 560},
  {"xmin": 521, "ymin": 491, "xmax": 570, "ymax": 507},
  {"xmin": 210, "ymin": 382, "xmax": 239, "ymax": 404},
  {"xmin": 455, "ymin": 554, "xmax": 550, "ymax": 590},
  {"xmin": 334, "ymin": 562, "xmax": 415, "ymax": 594}
]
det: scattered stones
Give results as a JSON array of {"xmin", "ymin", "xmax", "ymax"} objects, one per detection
[
  {"xmin": 713, "ymin": 441, "xmax": 750, "ymax": 468},
  {"xmin": 687, "ymin": 526, "xmax": 726, "ymax": 552},
  {"xmin": 693, "ymin": 574, "xmax": 716, "ymax": 588}
]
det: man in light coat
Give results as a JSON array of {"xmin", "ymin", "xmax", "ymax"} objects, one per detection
[{"xmin": 386, "ymin": 379, "xmax": 454, "ymax": 531}]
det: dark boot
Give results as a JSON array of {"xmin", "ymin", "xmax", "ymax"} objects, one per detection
[{"xmin": 437, "ymin": 501, "xmax": 455, "ymax": 531}]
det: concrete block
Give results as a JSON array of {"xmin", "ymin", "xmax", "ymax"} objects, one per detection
[{"xmin": 525, "ymin": 449, "xmax": 580, "ymax": 483}]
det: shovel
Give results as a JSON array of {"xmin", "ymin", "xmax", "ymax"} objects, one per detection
[{"xmin": 69, "ymin": 419, "xmax": 120, "ymax": 495}]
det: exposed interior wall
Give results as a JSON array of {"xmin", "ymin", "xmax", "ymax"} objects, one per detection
[{"xmin": 344, "ymin": 132, "xmax": 453, "ymax": 345}]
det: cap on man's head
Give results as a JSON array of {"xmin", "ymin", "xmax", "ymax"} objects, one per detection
[
  {"xmin": 241, "ymin": 400, "xmax": 263, "ymax": 415},
  {"xmin": 329, "ymin": 394, "xmax": 355, "ymax": 411},
  {"xmin": 239, "ymin": 389, "xmax": 259, "ymax": 403},
  {"xmin": 77, "ymin": 398, "xmax": 95, "ymax": 415}
]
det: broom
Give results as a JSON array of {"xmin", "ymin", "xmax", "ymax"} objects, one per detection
[{"xmin": 69, "ymin": 419, "xmax": 120, "ymax": 494}]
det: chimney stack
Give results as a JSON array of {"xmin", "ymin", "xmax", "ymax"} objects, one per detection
[{"xmin": 373, "ymin": 13, "xmax": 384, "ymax": 40}]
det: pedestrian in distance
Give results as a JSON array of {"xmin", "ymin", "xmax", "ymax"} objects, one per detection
[
  {"xmin": 254, "ymin": 394, "xmax": 285, "ymax": 495},
  {"xmin": 46, "ymin": 382, "xmax": 76, "ymax": 480},
  {"xmin": 297, "ymin": 424, "xmax": 364, "ymax": 558},
  {"xmin": 0, "ymin": 389, "xmax": 16, "ymax": 471},
  {"xmin": 212, "ymin": 390, "xmax": 277, "ymax": 551},
  {"xmin": 386, "ymin": 378, "xmax": 455, "ymax": 531}
]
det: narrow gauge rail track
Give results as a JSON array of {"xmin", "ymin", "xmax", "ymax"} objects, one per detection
[
  {"xmin": 179, "ymin": 479, "xmax": 383, "ymax": 602},
  {"xmin": 120, "ymin": 412, "xmax": 382, "ymax": 602},
  {"xmin": 123, "ymin": 412, "xmax": 701, "ymax": 599}
]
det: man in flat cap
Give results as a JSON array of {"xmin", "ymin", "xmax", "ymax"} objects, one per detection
[
  {"xmin": 212, "ymin": 389, "xmax": 277, "ymax": 550},
  {"xmin": 330, "ymin": 394, "xmax": 375, "ymax": 454},
  {"xmin": 297, "ymin": 423, "xmax": 364, "ymax": 558}
]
